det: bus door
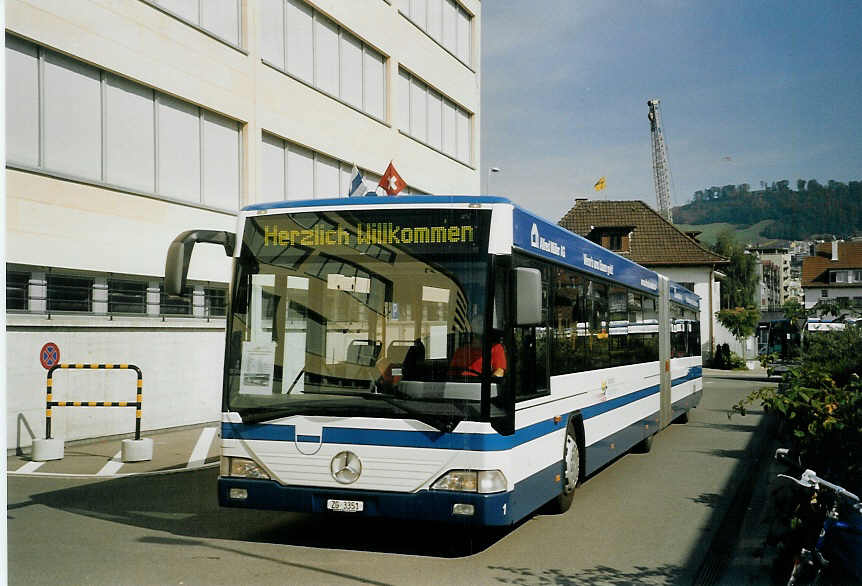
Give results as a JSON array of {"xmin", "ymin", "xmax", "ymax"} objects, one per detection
[{"xmin": 507, "ymin": 255, "xmax": 550, "ymax": 405}]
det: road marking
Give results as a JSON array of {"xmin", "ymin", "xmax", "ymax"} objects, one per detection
[
  {"xmin": 187, "ymin": 427, "xmax": 218, "ymax": 468},
  {"xmin": 97, "ymin": 450, "xmax": 124, "ymax": 476},
  {"xmin": 15, "ymin": 461, "xmax": 46, "ymax": 474}
]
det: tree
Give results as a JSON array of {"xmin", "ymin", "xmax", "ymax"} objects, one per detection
[
  {"xmin": 716, "ymin": 306, "xmax": 761, "ymax": 363},
  {"xmin": 712, "ymin": 230, "xmax": 759, "ymax": 309}
]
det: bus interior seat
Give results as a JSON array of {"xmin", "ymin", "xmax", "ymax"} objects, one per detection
[
  {"xmin": 386, "ymin": 340, "xmax": 415, "ymax": 364},
  {"xmin": 346, "ymin": 339, "xmax": 382, "ymax": 366}
]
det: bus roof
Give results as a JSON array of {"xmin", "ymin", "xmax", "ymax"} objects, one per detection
[
  {"xmin": 242, "ymin": 195, "xmax": 512, "ymax": 211},
  {"xmin": 241, "ymin": 195, "xmax": 700, "ymax": 309}
]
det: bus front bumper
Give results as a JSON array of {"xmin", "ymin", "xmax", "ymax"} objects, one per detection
[{"xmin": 218, "ymin": 477, "xmax": 513, "ymax": 526}]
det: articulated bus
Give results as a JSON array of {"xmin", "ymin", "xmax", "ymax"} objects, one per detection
[{"xmin": 165, "ymin": 195, "xmax": 702, "ymax": 526}]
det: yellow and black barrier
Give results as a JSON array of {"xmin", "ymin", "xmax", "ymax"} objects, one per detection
[{"xmin": 46, "ymin": 363, "xmax": 143, "ymax": 441}]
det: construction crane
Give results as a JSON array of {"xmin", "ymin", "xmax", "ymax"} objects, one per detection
[{"xmin": 647, "ymin": 98, "xmax": 673, "ymax": 223}]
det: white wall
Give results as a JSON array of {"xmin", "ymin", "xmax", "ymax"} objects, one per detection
[
  {"xmin": 804, "ymin": 285, "xmax": 862, "ymax": 310},
  {"xmin": 7, "ymin": 317, "xmax": 225, "ymax": 450}
]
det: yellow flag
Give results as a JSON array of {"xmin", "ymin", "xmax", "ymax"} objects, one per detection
[{"xmin": 594, "ymin": 177, "xmax": 606, "ymax": 191}]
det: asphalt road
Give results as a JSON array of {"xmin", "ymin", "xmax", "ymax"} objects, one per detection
[{"xmin": 8, "ymin": 376, "xmax": 772, "ymax": 585}]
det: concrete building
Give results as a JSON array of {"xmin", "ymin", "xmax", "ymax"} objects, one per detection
[
  {"xmin": 5, "ymin": 0, "xmax": 482, "ymax": 450},
  {"xmin": 558, "ymin": 199, "xmax": 728, "ymax": 360},
  {"xmin": 802, "ymin": 241, "xmax": 862, "ymax": 318},
  {"xmin": 751, "ymin": 246, "xmax": 792, "ymax": 309},
  {"xmin": 757, "ymin": 259, "xmax": 781, "ymax": 312}
]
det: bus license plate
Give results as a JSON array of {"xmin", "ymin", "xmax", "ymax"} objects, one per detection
[{"xmin": 326, "ymin": 499, "xmax": 364, "ymax": 513}]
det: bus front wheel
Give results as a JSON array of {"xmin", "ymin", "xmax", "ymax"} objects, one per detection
[{"xmin": 550, "ymin": 422, "xmax": 580, "ymax": 514}]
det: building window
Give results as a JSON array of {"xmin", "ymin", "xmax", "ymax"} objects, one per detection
[
  {"xmin": 821, "ymin": 289, "xmax": 829, "ymax": 298},
  {"xmin": 608, "ymin": 233, "xmax": 622, "ymax": 251},
  {"xmin": 149, "ymin": 0, "xmax": 242, "ymax": 47},
  {"xmin": 7, "ymin": 271, "xmax": 29, "ymax": 311},
  {"xmin": 854, "ymin": 270, "xmax": 862, "ymax": 282},
  {"xmin": 260, "ymin": 0, "xmax": 387, "ymax": 121},
  {"xmin": 5, "ymin": 34, "xmax": 242, "ymax": 211},
  {"xmin": 260, "ymin": 133, "xmax": 424, "ymax": 199},
  {"xmin": 831, "ymin": 271, "xmax": 848, "ymax": 283},
  {"xmin": 47, "ymin": 274, "xmax": 93, "ymax": 312},
  {"xmin": 8, "ymin": 266, "xmax": 229, "ymax": 319},
  {"xmin": 400, "ymin": 0, "xmax": 473, "ymax": 66},
  {"xmin": 205, "ymin": 287, "xmax": 228, "ymax": 317},
  {"xmin": 108, "ymin": 279, "xmax": 147, "ymax": 314},
  {"xmin": 398, "ymin": 68, "xmax": 472, "ymax": 164},
  {"xmin": 161, "ymin": 285, "xmax": 193, "ymax": 315},
  {"xmin": 262, "ymin": 133, "xmax": 381, "ymax": 200}
]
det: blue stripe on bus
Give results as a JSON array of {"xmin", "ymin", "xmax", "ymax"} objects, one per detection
[
  {"xmin": 223, "ymin": 415, "xmax": 566, "ymax": 451},
  {"xmin": 223, "ymin": 366, "xmax": 702, "ymax": 451}
]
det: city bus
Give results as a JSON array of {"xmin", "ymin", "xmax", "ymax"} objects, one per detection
[{"xmin": 165, "ymin": 195, "xmax": 702, "ymax": 526}]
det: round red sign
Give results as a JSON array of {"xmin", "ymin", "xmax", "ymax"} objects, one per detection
[{"xmin": 40, "ymin": 342, "xmax": 61, "ymax": 369}]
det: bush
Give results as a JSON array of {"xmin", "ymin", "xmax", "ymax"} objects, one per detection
[
  {"xmin": 732, "ymin": 325, "xmax": 862, "ymax": 491},
  {"xmin": 710, "ymin": 343, "xmax": 746, "ymax": 369}
]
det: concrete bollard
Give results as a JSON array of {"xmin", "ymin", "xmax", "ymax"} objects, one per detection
[
  {"xmin": 32, "ymin": 437, "xmax": 64, "ymax": 461},
  {"xmin": 121, "ymin": 437, "xmax": 154, "ymax": 462}
]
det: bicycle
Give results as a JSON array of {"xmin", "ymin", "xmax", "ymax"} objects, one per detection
[{"xmin": 774, "ymin": 448, "xmax": 862, "ymax": 585}]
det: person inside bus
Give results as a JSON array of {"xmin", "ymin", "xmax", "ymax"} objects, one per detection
[{"xmin": 449, "ymin": 331, "xmax": 507, "ymax": 378}]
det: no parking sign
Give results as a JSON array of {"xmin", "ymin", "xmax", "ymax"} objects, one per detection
[{"xmin": 40, "ymin": 342, "xmax": 60, "ymax": 369}]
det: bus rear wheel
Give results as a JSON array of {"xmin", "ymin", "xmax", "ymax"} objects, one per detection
[{"xmin": 550, "ymin": 422, "xmax": 580, "ymax": 514}]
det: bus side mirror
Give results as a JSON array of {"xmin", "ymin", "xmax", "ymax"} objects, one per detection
[
  {"xmin": 165, "ymin": 230, "xmax": 236, "ymax": 296},
  {"xmin": 515, "ymin": 267, "xmax": 542, "ymax": 325}
]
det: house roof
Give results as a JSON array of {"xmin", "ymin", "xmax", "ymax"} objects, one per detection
[
  {"xmin": 801, "ymin": 241, "xmax": 862, "ymax": 286},
  {"xmin": 558, "ymin": 199, "xmax": 728, "ymax": 266}
]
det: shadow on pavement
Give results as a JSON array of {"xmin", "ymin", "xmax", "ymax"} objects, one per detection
[{"xmin": 25, "ymin": 467, "xmax": 514, "ymax": 558}]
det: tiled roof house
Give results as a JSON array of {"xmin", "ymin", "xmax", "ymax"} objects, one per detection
[
  {"xmin": 801, "ymin": 241, "xmax": 862, "ymax": 317},
  {"xmin": 559, "ymin": 199, "xmax": 728, "ymax": 359}
]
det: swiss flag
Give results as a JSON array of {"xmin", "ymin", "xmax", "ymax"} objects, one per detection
[{"xmin": 378, "ymin": 161, "xmax": 406, "ymax": 196}]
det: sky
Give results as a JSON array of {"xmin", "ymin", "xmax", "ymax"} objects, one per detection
[{"xmin": 480, "ymin": 0, "xmax": 862, "ymax": 223}]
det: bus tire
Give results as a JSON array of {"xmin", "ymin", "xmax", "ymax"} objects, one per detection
[
  {"xmin": 674, "ymin": 411, "xmax": 689, "ymax": 424},
  {"xmin": 550, "ymin": 422, "xmax": 580, "ymax": 514}
]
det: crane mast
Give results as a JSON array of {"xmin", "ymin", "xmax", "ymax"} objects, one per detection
[{"xmin": 647, "ymin": 99, "xmax": 673, "ymax": 223}]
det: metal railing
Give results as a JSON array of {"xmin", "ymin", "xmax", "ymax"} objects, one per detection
[{"xmin": 45, "ymin": 363, "xmax": 143, "ymax": 441}]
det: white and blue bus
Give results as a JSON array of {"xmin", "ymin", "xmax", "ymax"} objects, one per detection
[{"xmin": 165, "ymin": 195, "xmax": 702, "ymax": 526}]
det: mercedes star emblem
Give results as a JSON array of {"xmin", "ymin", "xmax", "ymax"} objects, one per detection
[{"xmin": 330, "ymin": 451, "xmax": 362, "ymax": 484}]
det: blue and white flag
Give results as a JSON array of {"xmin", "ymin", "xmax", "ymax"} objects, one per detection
[{"xmin": 348, "ymin": 164, "xmax": 368, "ymax": 197}]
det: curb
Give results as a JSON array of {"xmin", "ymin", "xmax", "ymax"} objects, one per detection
[{"xmin": 693, "ymin": 412, "xmax": 780, "ymax": 585}]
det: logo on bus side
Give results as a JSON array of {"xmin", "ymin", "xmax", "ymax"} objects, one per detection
[
  {"xmin": 583, "ymin": 253, "xmax": 614, "ymax": 276},
  {"xmin": 530, "ymin": 223, "xmax": 566, "ymax": 258}
]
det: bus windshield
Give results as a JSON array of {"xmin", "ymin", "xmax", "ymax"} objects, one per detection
[{"xmin": 224, "ymin": 208, "xmax": 497, "ymax": 431}]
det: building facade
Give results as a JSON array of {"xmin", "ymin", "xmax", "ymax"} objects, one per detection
[
  {"xmin": 757, "ymin": 259, "xmax": 781, "ymax": 312},
  {"xmin": 5, "ymin": 0, "xmax": 482, "ymax": 449},
  {"xmin": 802, "ymin": 241, "xmax": 862, "ymax": 318},
  {"xmin": 751, "ymin": 247, "xmax": 792, "ymax": 309}
]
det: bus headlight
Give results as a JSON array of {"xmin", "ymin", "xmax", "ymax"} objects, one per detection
[
  {"xmin": 431, "ymin": 470, "xmax": 506, "ymax": 493},
  {"xmin": 220, "ymin": 456, "xmax": 270, "ymax": 480}
]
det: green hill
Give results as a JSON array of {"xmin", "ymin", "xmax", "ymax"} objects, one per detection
[
  {"xmin": 676, "ymin": 220, "xmax": 777, "ymax": 247},
  {"xmin": 672, "ymin": 179, "xmax": 862, "ymax": 241}
]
